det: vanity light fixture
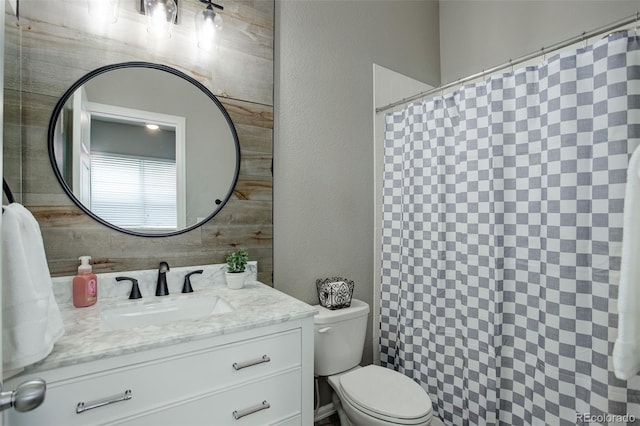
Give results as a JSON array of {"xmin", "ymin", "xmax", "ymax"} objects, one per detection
[
  {"xmin": 141, "ymin": 0, "xmax": 178, "ymax": 38},
  {"xmin": 195, "ymin": 0, "xmax": 223, "ymax": 50},
  {"xmin": 87, "ymin": 0, "xmax": 120, "ymax": 24}
]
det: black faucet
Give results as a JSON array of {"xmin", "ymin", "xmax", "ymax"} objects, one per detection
[
  {"xmin": 156, "ymin": 261, "xmax": 170, "ymax": 296},
  {"xmin": 182, "ymin": 270, "xmax": 204, "ymax": 293}
]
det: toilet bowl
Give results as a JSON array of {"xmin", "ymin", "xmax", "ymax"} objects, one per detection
[{"xmin": 314, "ymin": 299, "xmax": 433, "ymax": 426}]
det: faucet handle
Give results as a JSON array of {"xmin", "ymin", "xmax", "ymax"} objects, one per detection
[
  {"xmin": 116, "ymin": 277, "xmax": 142, "ymax": 299},
  {"xmin": 182, "ymin": 270, "xmax": 204, "ymax": 293}
]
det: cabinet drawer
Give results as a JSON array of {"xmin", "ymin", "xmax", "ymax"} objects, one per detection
[
  {"xmin": 8, "ymin": 329, "xmax": 301, "ymax": 426},
  {"xmin": 274, "ymin": 415, "xmax": 302, "ymax": 425},
  {"xmin": 112, "ymin": 368, "xmax": 302, "ymax": 426}
]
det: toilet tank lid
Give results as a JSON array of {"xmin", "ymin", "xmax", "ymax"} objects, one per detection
[{"xmin": 314, "ymin": 299, "xmax": 369, "ymax": 325}]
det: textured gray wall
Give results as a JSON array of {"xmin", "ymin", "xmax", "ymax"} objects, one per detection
[
  {"xmin": 274, "ymin": 0, "xmax": 441, "ymax": 368},
  {"xmin": 439, "ymin": 0, "xmax": 639, "ymax": 84}
]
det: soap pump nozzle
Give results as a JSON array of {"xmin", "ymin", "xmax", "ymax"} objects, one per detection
[{"xmin": 78, "ymin": 256, "xmax": 92, "ymax": 275}]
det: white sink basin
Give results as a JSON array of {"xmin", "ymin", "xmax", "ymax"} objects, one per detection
[{"xmin": 100, "ymin": 296, "xmax": 234, "ymax": 331}]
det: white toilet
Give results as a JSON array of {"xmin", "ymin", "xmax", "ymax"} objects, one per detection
[{"xmin": 314, "ymin": 299, "xmax": 434, "ymax": 426}]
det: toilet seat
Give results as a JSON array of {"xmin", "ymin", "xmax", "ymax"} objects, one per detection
[{"xmin": 338, "ymin": 365, "xmax": 432, "ymax": 425}]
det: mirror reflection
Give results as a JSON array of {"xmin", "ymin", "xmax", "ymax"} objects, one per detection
[{"xmin": 49, "ymin": 63, "xmax": 240, "ymax": 236}]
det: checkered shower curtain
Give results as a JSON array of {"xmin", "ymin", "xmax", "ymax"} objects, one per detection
[{"xmin": 380, "ymin": 31, "xmax": 640, "ymax": 426}]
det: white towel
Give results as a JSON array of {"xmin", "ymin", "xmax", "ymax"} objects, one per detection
[
  {"xmin": 2, "ymin": 203, "xmax": 64, "ymax": 373},
  {"xmin": 614, "ymin": 147, "xmax": 640, "ymax": 380}
]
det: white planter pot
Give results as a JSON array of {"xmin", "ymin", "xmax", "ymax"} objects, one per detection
[{"xmin": 225, "ymin": 271, "xmax": 246, "ymax": 290}]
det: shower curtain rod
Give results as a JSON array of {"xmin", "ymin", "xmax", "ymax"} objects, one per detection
[{"xmin": 376, "ymin": 11, "xmax": 640, "ymax": 114}]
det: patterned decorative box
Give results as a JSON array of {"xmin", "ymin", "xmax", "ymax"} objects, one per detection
[{"xmin": 316, "ymin": 277, "xmax": 354, "ymax": 310}]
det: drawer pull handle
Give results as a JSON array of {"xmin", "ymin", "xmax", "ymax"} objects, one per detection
[
  {"xmin": 76, "ymin": 389, "xmax": 132, "ymax": 414},
  {"xmin": 232, "ymin": 354, "xmax": 270, "ymax": 371},
  {"xmin": 232, "ymin": 400, "xmax": 270, "ymax": 420}
]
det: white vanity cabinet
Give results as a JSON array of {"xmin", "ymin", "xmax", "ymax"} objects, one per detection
[{"xmin": 5, "ymin": 317, "xmax": 314, "ymax": 426}]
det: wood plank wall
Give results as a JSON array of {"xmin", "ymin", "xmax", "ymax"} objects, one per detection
[{"xmin": 3, "ymin": 0, "xmax": 274, "ymax": 284}]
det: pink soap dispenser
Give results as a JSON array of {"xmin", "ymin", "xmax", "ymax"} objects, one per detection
[{"xmin": 73, "ymin": 256, "xmax": 97, "ymax": 308}]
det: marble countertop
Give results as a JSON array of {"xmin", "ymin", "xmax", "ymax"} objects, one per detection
[{"xmin": 25, "ymin": 263, "xmax": 317, "ymax": 374}]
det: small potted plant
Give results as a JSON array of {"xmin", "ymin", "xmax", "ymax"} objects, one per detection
[{"xmin": 225, "ymin": 248, "xmax": 249, "ymax": 289}]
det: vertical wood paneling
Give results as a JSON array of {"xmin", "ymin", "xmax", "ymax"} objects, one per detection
[{"xmin": 4, "ymin": 0, "xmax": 274, "ymax": 284}]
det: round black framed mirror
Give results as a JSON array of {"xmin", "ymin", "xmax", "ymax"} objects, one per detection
[{"xmin": 48, "ymin": 62, "xmax": 240, "ymax": 237}]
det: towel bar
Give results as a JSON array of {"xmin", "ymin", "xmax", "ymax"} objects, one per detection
[{"xmin": 3, "ymin": 177, "xmax": 15, "ymax": 207}]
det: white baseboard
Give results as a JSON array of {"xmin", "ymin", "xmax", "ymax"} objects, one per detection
[{"xmin": 314, "ymin": 402, "xmax": 336, "ymax": 422}]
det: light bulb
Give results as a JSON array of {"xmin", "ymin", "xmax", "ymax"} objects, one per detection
[
  {"xmin": 87, "ymin": 0, "xmax": 119, "ymax": 25},
  {"xmin": 196, "ymin": 7, "xmax": 223, "ymax": 50},
  {"xmin": 143, "ymin": 0, "xmax": 177, "ymax": 38}
]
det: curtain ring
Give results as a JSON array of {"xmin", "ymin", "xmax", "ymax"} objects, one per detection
[
  {"xmin": 509, "ymin": 59, "xmax": 514, "ymax": 74},
  {"xmin": 541, "ymin": 47, "xmax": 546, "ymax": 62}
]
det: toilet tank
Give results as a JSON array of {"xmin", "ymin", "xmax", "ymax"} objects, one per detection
[{"xmin": 314, "ymin": 299, "xmax": 370, "ymax": 376}]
